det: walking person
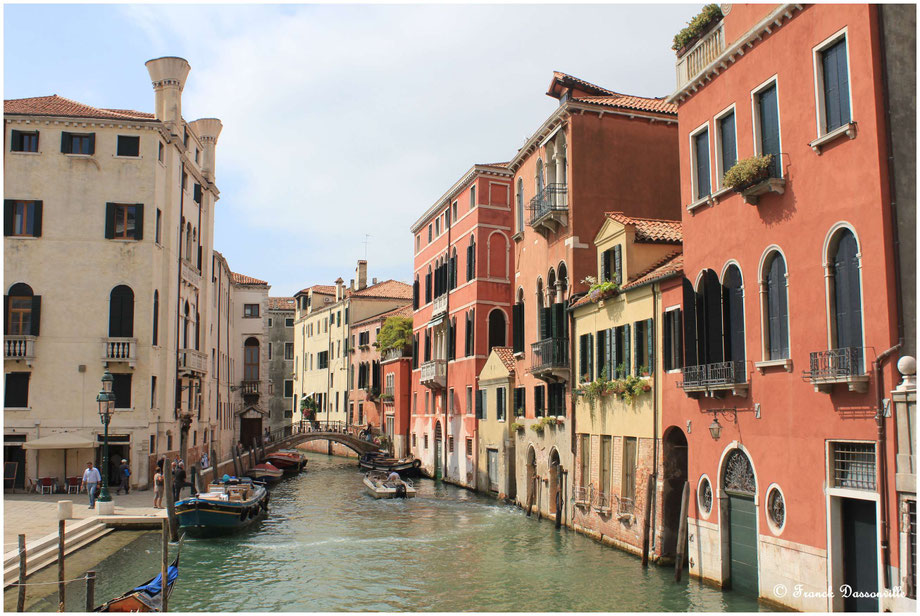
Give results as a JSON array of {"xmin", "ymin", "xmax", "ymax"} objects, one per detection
[
  {"xmin": 117, "ymin": 459, "xmax": 131, "ymax": 495},
  {"xmin": 173, "ymin": 461, "xmax": 189, "ymax": 502},
  {"xmin": 153, "ymin": 466, "xmax": 164, "ymax": 509},
  {"xmin": 80, "ymin": 461, "xmax": 101, "ymax": 509}
]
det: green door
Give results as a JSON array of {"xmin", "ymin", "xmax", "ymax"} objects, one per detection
[
  {"xmin": 434, "ymin": 439, "xmax": 442, "ymax": 481},
  {"xmin": 841, "ymin": 498, "xmax": 878, "ymax": 612},
  {"xmin": 728, "ymin": 494, "xmax": 759, "ymax": 595}
]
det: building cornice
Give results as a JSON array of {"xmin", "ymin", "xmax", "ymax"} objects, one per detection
[
  {"xmin": 409, "ymin": 164, "xmax": 513, "ymax": 233},
  {"xmin": 667, "ymin": 4, "xmax": 804, "ymax": 104}
]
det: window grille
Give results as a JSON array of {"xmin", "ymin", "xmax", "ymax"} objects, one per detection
[{"xmin": 831, "ymin": 442, "xmax": 876, "ymax": 491}]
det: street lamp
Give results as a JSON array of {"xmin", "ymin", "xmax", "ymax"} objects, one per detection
[
  {"xmin": 708, "ymin": 417, "xmax": 722, "ymax": 441},
  {"xmin": 95, "ymin": 370, "xmax": 116, "ymax": 510}
]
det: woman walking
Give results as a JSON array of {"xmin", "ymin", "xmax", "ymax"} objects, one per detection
[{"xmin": 153, "ymin": 466, "xmax": 164, "ymax": 509}]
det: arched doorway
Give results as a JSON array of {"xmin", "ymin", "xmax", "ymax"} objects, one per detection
[
  {"xmin": 548, "ymin": 448, "xmax": 562, "ymax": 516},
  {"xmin": 722, "ymin": 448, "xmax": 758, "ymax": 594},
  {"xmin": 434, "ymin": 421, "xmax": 443, "ymax": 481},
  {"xmin": 661, "ymin": 427, "xmax": 689, "ymax": 559},
  {"xmin": 526, "ymin": 447, "xmax": 537, "ymax": 511},
  {"xmin": 488, "ymin": 309, "xmax": 506, "ymax": 351}
]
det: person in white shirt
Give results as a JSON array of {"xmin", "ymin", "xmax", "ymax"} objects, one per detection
[{"xmin": 81, "ymin": 461, "xmax": 102, "ymax": 509}]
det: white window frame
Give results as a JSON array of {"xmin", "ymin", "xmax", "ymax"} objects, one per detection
[
  {"xmin": 812, "ymin": 27, "xmax": 854, "ymax": 139},
  {"xmin": 750, "ymin": 75, "xmax": 783, "ymax": 178},
  {"xmin": 688, "ymin": 121, "xmax": 712, "ymax": 209},
  {"xmin": 713, "ymin": 104, "xmax": 737, "ymax": 192}
]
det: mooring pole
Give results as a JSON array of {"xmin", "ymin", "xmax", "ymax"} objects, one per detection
[
  {"xmin": 211, "ymin": 448, "xmax": 219, "ymax": 483},
  {"xmin": 161, "ymin": 518, "xmax": 169, "ymax": 613},
  {"xmin": 164, "ymin": 464, "xmax": 178, "ymax": 542},
  {"xmin": 84, "ymin": 570, "xmax": 96, "ymax": 612},
  {"xmin": 641, "ymin": 473, "xmax": 655, "ymax": 567},
  {"xmin": 17, "ymin": 533, "xmax": 26, "ymax": 612},
  {"xmin": 674, "ymin": 481, "xmax": 690, "ymax": 582},
  {"xmin": 57, "ymin": 520, "xmax": 65, "ymax": 611}
]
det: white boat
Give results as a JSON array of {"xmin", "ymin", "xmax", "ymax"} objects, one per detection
[{"xmin": 363, "ymin": 471, "xmax": 417, "ymax": 499}]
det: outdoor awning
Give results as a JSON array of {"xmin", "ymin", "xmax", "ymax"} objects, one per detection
[{"xmin": 22, "ymin": 432, "xmax": 99, "ymax": 450}]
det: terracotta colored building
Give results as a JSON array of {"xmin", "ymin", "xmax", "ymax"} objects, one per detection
[
  {"xmin": 660, "ymin": 4, "xmax": 913, "ymax": 610},
  {"xmin": 506, "ymin": 72, "xmax": 680, "ymax": 524},
  {"xmin": 409, "ymin": 164, "xmax": 514, "ymax": 486},
  {"xmin": 378, "ymin": 306, "xmax": 414, "ymax": 458}
]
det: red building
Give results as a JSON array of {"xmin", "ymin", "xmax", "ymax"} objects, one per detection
[
  {"xmin": 379, "ymin": 306, "xmax": 414, "ymax": 458},
  {"xmin": 409, "ymin": 164, "xmax": 514, "ymax": 486},
  {"xmin": 659, "ymin": 4, "xmax": 912, "ymax": 610}
]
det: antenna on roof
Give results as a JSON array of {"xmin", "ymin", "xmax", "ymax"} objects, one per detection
[{"xmin": 363, "ymin": 234, "xmax": 371, "ymax": 260}]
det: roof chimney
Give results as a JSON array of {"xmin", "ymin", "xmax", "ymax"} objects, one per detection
[
  {"xmin": 356, "ymin": 260, "xmax": 367, "ymax": 291},
  {"xmin": 335, "ymin": 277, "xmax": 345, "ymax": 301},
  {"xmin": 188, "ymin": 118, "xmax": 222, "ymax": 182},
  {"xmin": 145, "ymin": 56, "xmax": 191, "ymax": 132},
  {"xmin": 372, "ymin": 277, "xmax": 378, "ymax": 285},
  {"xmin": 349, "ymin": 279, "xmax": 355, "ymax": 291}
]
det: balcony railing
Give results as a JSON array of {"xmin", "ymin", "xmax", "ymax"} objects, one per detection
[
  {"xmin": 806, "ymin": 347, "xmax": 868, "ymax": 393},
  {"xmin": 529, "ymin": 337, "xmax": 569, "ymax": 377},
  {"xmin": 181, "ymin": 259, "xmax": 201, "ymax": 288},
  {"xmin": 573, "ymin": 486, "xmax": 591, "ymax": 507},
  {"xmin": 382, "ymin": 347, "xmax": 410, "ymax": 363},
  {"xmin": 593, "ymin": 490, "xmax": 613, "ymax": 514},
  {"xmin": 383, "ymin": 385, "xmax": 395, "ymax": 398},
  {"xmin": 680, "ymin": 360, "xmax": 748, "ymax": 396},
  {"xmin": 4, "ymin": 335, "xmax": 36, "ymax": 364},
  {"xmin": 420, "ymin": 359, "xmax": 447, "ymax": 389},
  {"xmin": 431, "ymin": 294, "xmax": 448, "ymax": 319},
  {"xmin": 528, "ymin": 183, "xmax": 568, "ymax": 235},
  {"xmin": 241, "ymin": 380, "xmax": 261, "ymax": 397},
  {"xmin": 178, "ymin": 348, "xmax": 208, "ymax": 375},
  {"xmin": 103, "ymin": 337, "xmax": 137, "ymax": 367},
  {"xmin": 675, "ymin": 21, "xmax": 725, "ymax": 90}
]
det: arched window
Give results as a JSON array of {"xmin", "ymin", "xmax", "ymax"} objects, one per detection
[
  {"xmin": 466, "ymin": 235, "xmax": 476, "ymax": 281},
  {"xmin": 425, "ymin": 266, "xmax": 432, "ymax": 304},
  {"xmin": 516, "ymin": 178, "xmax": 524, "ymax": 232},
  {"xmin": 183, "ymin": 301, "xmax": 190, "ymax": 349},
  {"xmin": 5, "ymin": 283, "xmax": 39, "ymax": 336},
  {"xmin": 722, "ymin": 265, "xmax": 745, "ymax": 363},
  {"xmin": 536, "ymin": 278, "xmax": 546, "ymax": 340},
  {"xmin": 448, "ymin": 317, "xmax": 457, "ymax": 360},
  {"xmin": 412, "ymin": 276, "xmax": 419, "ymax": 310},
  {"xmin": 244, "ymin": 337, "xmax": 260, "ymax": 381},
  {"xmin": 513, "ymin": 288, "xmax": 525, "ymax": 354},
  {"xmin": 488, "ymin": 309, "xmax": 506, "ymax": 350},
  {"xmin": 830, "ymin": 229, "xmax": 863, "ymax": 369},
  {"xmin": 487, "ymin": 232, "xmax": 507, "ymax": 279},
  {"xmin": 536, "ymin": 159, "xmax": 545, "ymax": 195},
  {"xmin": 152, "ymin": 290, "xmax": 159, "ymax": 345},
  {"xmin": 450, "ymin": 248, "xmax": 457, "ymax": 290},
  {"xmin": 764, "ymin": 252, "xmax": 789, "ymax": 360},
  {"xmin": 557, "ymin": 262, "xmax": 568, "ymax": 297},
  {"xmin": 697, "ymin": 269, "xmax": 723, "ymax": 365},
  {"xmin": 185, "ymin": 222, "xmax": 193, "ymax": 261},
  {"xmin": 465, "ymin": 309, "xmax": 475, "ymax": 357},
  {"xmin": 109, "ymin": 285, "xmax": 134, "ymax": 337}
]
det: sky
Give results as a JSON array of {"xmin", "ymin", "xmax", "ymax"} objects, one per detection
[{"xmin": 4, "ymin": 2, "xmax": 700, "ymax": 297}]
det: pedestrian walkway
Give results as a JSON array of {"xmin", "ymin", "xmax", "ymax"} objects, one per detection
[{"xmin": 3, "ymin": 489, "xmax": 165, "ymax": 548}]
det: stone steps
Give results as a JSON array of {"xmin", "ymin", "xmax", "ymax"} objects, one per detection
[{"xmin": 2, "ymin": 518, "xmax": 113, "ymax": 588}]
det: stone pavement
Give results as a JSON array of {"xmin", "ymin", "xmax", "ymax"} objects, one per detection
[{"xmin": 3, "ymin": 488, "xmax": 168, "ymax": 549}]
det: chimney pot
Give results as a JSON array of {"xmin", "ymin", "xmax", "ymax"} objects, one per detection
[
  {"xmin": 356, "ymin": 260, "xmax": 368, "ymax": 291},
  {"xmin": 145, "ymin": 56, "xmax": 191, "ymax": 130}
]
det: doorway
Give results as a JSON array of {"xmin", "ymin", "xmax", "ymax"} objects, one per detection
[
  {"xmin": 434, "ymin": 422, "xmax": 443, "ymax": 481},
  {"xmin": 4, "ymin": 435, "xmax": 26, "ymax": 490},
  {"xmin": 840, "ymin": 498, "xmax": 878, "ymax": 611},
  {"xmin": 723, "ymin": 449, "xmax": 758, "ymax": 595},
  {"xmin": 548, "ymin": 449, "xmax": 561, "ymax": 515},
  {"xmin": 661, "ymin": 427, "xmax": 689, "ymax": 559},
  {"xmin": 240, "ymin": 416, "xmax": 262, "ymax": 450}
]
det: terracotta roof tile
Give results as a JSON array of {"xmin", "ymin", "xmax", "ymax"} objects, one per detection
[
  {"xmin": 295, "ymin": 284, "xmax": 336, "ymax": 296},
  {"xmin": 353, "ymin": 304, "xmax": 413, "ymax": 326},
  {"xmin": 621, "ymin": 251, "xmax": 684, "ymax": 291},
  {"xmin": 4, "ymin": 95, "xmax": 155, "ymax": 121},
  {"xmin": 605, "ymin": 212, "xmax": 682, "ymax": 244},
  {"xmin": 574, "ymin": 95, "xmax": 677, "ymax": 115},
  {"xmin": 231, "ymin": 272, "xmax": 268, "ymax": 286},
  {"xmin": 480, "ymin": 161, "xmax": 510, "ymax": 168},
  {"xmin": 550, "ymin": 71, "xmax": 619, "ymax": 96},
  {"xmin": 351, "ymin": 280, "xmax": 412, "ymax": 300},
  {"xmin": 267, "ymin": 297, "xmax": 295, "ymax": 311},
  {"xmin": 492, "ymin": 347, "xmax": 516, "ymax": 374}
]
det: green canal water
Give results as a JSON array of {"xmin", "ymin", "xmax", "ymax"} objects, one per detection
[{"xmin": 10, "ymin": 454, "xmax": 773, "ymax": 612}]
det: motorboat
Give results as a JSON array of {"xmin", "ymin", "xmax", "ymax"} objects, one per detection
[
  {"xmin": 358, "ymin": 451, "xmax": 422, "ymax": 476},
  {"xmin": 363, "ymin": 471, "xmax": 417, "ymax": 499},
  {"xmin": 246, "ymin": 462, "xmax": 283, "ymax": 484},
  {"xmin": 175, "ymin": 476, "xmax": 269, "ymax": 536}
]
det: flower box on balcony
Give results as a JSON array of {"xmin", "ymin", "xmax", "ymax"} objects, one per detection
[
  {"xmin": 724, "ymin": 154, "xmax": 786, "ymax": 205},
  {"xmin": 673, "ymin": 4, "xmax": 723, "ymax": 56}
]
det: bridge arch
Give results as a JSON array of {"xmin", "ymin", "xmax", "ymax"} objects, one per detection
[{"xmin": 279, "ymin": 431, "xmax": 382, "ymax": 456}]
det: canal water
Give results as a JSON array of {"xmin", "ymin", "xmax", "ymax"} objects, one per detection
[{"xmin": 10, "ymin": 454, "xmax": 773, "ymax": 612}]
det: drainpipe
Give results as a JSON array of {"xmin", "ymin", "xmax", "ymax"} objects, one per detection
[
  {"xmin": 175, "ymin": 163, "xmax": 186, "ymax": 459},
  {"xmin": 444, "ymin": 201, "xmax": 452, "ymax": 483},
  {"xmin": 874, "ymin": 342, "xmax": 900, "ymax": 589},
  {"xmin": 215, "ymin": 256, "xmax": 222, "ymax": 456},
  {"xmin": 650, "ymin": 285, "xmax": 660, "ymax": 554}
]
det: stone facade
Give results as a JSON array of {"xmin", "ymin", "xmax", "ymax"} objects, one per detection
[{"xmin": 267, "ymin": 297, "xmax": 295, "ymax": 435}]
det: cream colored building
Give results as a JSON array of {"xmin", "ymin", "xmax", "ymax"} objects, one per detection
[
  {"xmin": 476, "ymin": 347, "xmax": 517, "ymax": 499},
  {"xmin": 228, "ymin": 273, "xmax": 270, "ymax": 449},
  {"xmin": 569, "ymin": 213, "xmax": 682, "ymax": 556},
  {"xmin": 3, "ymin": 56, "xmax": 226, "ymax": 491}
]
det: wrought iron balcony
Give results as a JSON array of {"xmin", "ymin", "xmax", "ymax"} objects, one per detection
[
  {"xmin": 573, "ymin": 486, "xmax": 591, "ymax": 507},
  {"xmin": 178, "ymin": 348, "xmax": 208, "ymax": 376},
  {"xmin": 528, "ymin": 183, "xmax": 568, "ymax": 235},
  {"xmin": 241, "ymin": 380, "xmax": 261, "ymax": 397},
  {"xmin": 680, "ymin": 360, "xmax": 748, "ymax": 397},
  {"xmin": 420, "ymin": 359, "xmax": 447, "ymax": 389},
  {"xmin": 103, "ymin": 337, "xmax": 137, "ymax": 368},
  {"xmin": 4, "ymin": 335, "xmax": 36, "ymax": 365},
  {"xmin": 675, "ymin": 20, "xmax": 725, "ymax": 90},
  {"xmin": 528, "ymin": 337, "xmax": 569, "ymax": 381},
  {"xmin": 806, "ymin": 347, "xmax": 868, "ymax": 393},
  {"xmin": 592, "ymin": 490, "xmax": 613, "ymax": 514}
]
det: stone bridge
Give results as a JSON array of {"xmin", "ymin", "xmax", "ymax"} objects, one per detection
[{"xmin": 267, "ymin": 431, "xmax": 382, "ymax": 457}]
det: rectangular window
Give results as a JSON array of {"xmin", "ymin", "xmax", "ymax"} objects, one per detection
[
  {"xmin": 60, "ymin": 132, "xmax": 94, "ymax": 155},
  {"xmin": 514, "ymin": 387, "xmax": 525, "ymax": 417},
  {"xmin": 116, "ymin": 135, "xmax": 140, "ymax": 157},
  {"xmin": 243, "ymin": 304, "xmax": 260, "ymax": 318},
  {"xmin": 663, "ymin": 309, "xmax": 683, "ymax": 371},
  {"xmin": 818, "ymin": 35, "xmax": 851, "ymax": 134},
  {"xmin": 10, "ymin": 130, "xmax": 39, "ymax": 152},
  {"xmin": 158, "ymin": 141, "xmax": 164, "ymax": 162},
  {"xmin": 716, "ymin": 110, "xmax": 737, "ymax": 189},
  {"xmin": 193, "ymin": 183, "xmax": 202, "ymax": 204},
  {"xmin": 754, "ymin": 80, "xmax": 781, "ymax": 177},
  {"xmin": 4, "ymin": 372, "xmax": 30, "ymax": 408},
  {"xmin": 428, "ymin": 224, "xmax": 432, "ymax": 242},
  {"xmin": 830, "ymin": 442, "xmax": 876, "ymax": 491},
  {"xmin": 424, "ymin": 434, "xmax": 429, "ymax": 449},
  {"xmin": 448, "ymin": 436, "xmax": 455, "ymax": 453},
  {"xmin": 579, "ymin": 434, "xmax": 591, "ymax": 487},
  {"xmin": 268, "ymin": 343, "xmax": 272, "ymax": 359},
  {"xmin": 622, "ymin": 437, "xmax": 638, "ymax": 503},
  {"xmin": 435, "ymin": 218, "xmax": 440, "ymax": 236},
  {"xmin": 496, "ymin": 387, "xmax": 506, "ymax": 421},
  {"xmin": 487, "ymin": 449, "xmax": 499, "ymax": 491},
  {"xmin": 268, "ymin": 318, "xmax": 274, "ymax": 327},
  {"xmin": 4, "ymin": 200, "xmax": 41, "ymax": 237},
  {"xmin": 425, "ymin": 392, "xmax": 430, "ymax": 413},
  {"xmin": 413, "ymin": 392, "xmax": 418, "ymax": 413},
  {"xmin": 151, "ymin": 376, "xmax": 157, "ymax": 408},
  {"xmin": 452, "ymin": 202, "xmax": 458, "ymax": 221},
  {"xmin": 284, "ymin": 343, "xmax": 294, "ymax": 360},
  {"xmin": 412, "ymin": 433, "xmax": 417, "ymax": 448},
  {"xmin": 466, "ymin": 437, "xmax": 473, "ymax": 456},
  {"xmin": 600, "ymin": 436, "xmax": 611, "ymax": 495},
  {"xmin": 634, "ymin": 320, "xmax": 648, "ymax": 375},
  {"xmin": 317, "ymin": 351, "xmax": 328, "ymax": 369},
  {"xmin": 113, "ymin": 373, "xmax": 132, "ymax": 409},
  {"xmin": 534, "ymin": 385, "xmax": 545, "ymax": 418},
  {"xmin": 285, "ymin": 318, "xmax": 294, "ymax": 327},
  {"xmin": 155, "ymin": 209, "xmax": 162, "ymax": 244},
  {"xmin": 284, "ymin": 380, "xmax": 294, "ymax": 398},
  {"xmin": 107, "ymin": 203, "xmax": 141, "ymax": 240},
  {"xmin": 692, "ymin": 126, "xmax": 711, "ymax": 200},
  {"xmin": 476, "ymin": 389, "xmax": 485, "ymax": 420},
  {"xmin": 466, "ymin": 386, "xmax": 473, "ymax": 415},
  {"xmin": 448, "ymin": 388, "xmax": 455, "ymax": 414}
]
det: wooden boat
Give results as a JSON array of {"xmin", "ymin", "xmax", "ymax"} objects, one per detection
[
  {"xmin": 359, "ymin": 451, "xmax": 422, "ymax": 476},
  {"xmin": 175, "ymin": 476, "xmax": 269, "ymax": 537},
  {"xmin": 246, "ymin": 462, "xmax": 283, "ymax": 484},
  {"xmin": 363, "ymin": 471, "xmax": 417, "ymax": 499},
  {"xmin": 266, "ymin": 451, "xmax": 306, "ymax": 473},
  {"xmin": 94, "ymin": 553, "xmax": 179, "ymax": 611}
]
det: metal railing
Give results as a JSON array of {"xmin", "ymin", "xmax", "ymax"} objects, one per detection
[
  {"xmin": 831, "ymin": 442, "xmax": 876, "ymax": 491},
  {"xmin": 382, "ymin": 347, "xmax": 410, "ymax": 363},
  {"xmin": 530, "ymin": 337, "xmax": 569, "ymax": 373},
  {"xmin": 681, "ymin": 360, "xmax": 746, "ymax": 389},
  {"xmin": 4, "ymin": 335, "xmax": 35, "ymax": 361},
  {"xmin": 809, "ymin": 347, "xmax": 863, "ymax": 380},
  {"xmin": 675, "ymin": 21, "xmax": 725, "ymax": 90},
  {"xmin": 383, "ymin": 386, "xmax": 395, "ymax": 397},
  {"xmin": 573, "ymin": 486, "xmax": 591, "ymax": 506},
  {"xmin": 103, "ymin": 337, "xmax": 136, "ymax": 362},
  {"xmin": 593, "ymin": 490, "xmax": 612, "ymax": 512},
  {"xmin": 241, "ymin": 380, "xmax": 261, "ymax": 396},
  {"xmin": 528, "ymin": 183, "xmax": 568, "ymax": 226}
]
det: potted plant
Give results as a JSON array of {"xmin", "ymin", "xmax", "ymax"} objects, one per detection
[
  {"xmin": 673, "ymin": 4, "xmax": 724, "ymax": 56},
  {"xmin": 510, "ymin": 421, "xmax": 525, "ymax": 433},
  {"xmin": 582, "ymin": 275, "xmax": 619, "ymax": 305},
  {"xmin": 723, "ymin": 155, "xmax": 774, "ymax": 192}
]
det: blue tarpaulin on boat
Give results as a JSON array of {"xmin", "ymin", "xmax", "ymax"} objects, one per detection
[{"xmin": 133, "ymin": 564, "xmax": 178, "ymax": 596}]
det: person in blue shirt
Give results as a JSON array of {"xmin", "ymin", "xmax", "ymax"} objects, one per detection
[{"xmin": 80, "ymin": 461, "xmax": 102, "ymax": 509}]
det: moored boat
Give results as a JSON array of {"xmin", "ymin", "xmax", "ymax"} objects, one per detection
[
  {"xmin": 246, "ymin": 462, "xmax": 283, "ymax": 484},
  {"xmin": 94, "ymin": 553, "xmax": 179, "ymax": 612},
  {"xmin": 358, "ymin": 452, "xmax": 422, "ymax": 476},
  {"xmin": 175, "ymin": 476, "xmax": 269, "ymax": 537},
  {"xmin": 266, "ymin": 451, "xmax": 306, "ymax": 473},
  {"xmin": 363, "ymin": 471, "xmax": 417, "ymax": 499}
]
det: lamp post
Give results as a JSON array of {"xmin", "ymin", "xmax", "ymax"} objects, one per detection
[
  {"xmin": 95, "ymin": 370, "xmax": 116, "ymax": 514},
  {"xmin": 708, "ymin": 417, "xmax": 722, "ymax": 441}
]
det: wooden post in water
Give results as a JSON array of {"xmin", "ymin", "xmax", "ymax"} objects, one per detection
[
  {"xmin": 84, "ymin": 570, "xmax": 95, "ymax": 612},
  {"xmin": 641, "ymin": 473, "xmax": 655, "ymax": 567},
  {"xmin": 17, "ymin": 533, "xmax": 26, "ymax": 612},
  {"xmin": 211, "ymin": 448, "xmax": 219, "ymax": 483},
  {"xmin": 250, "ymin": 438, "xmax": 258, "ymax": 468},
  {"xmin": 231, "ymin": 445, "xmax": 241, "ymax": 478},
  {"xmin": 160, "ymin": 518, "xmax": 169, "ymax": 613},
  {"xmin": 164, "ymin": 463, "xmax": 178, "ymax": 542},
  {"xmin": 674, "ymin": 481, "xmax": 690, "ymax": 582},
  {"xmin": 526, "ymin": 475, "xmax": 537, "ymax": 517},
  {"xmin": 57, "ymin": 520, "xmax": 65, "ymax": 611}
]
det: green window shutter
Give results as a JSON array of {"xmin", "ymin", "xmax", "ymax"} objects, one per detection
[
  {"xmin": 588, "ymin": 333, "xmax": 594, "ymax": 381},
  {"xmin": 60, "ymin": 131, "xmax": 70, "ymax": 153},
  {"xmin": 647, "ymin": 318, "xmax": 654, "ymax": 373},
  {"xmin": 104, "ymin": 203, "xmax": 115, "ymax": 239},
  {"xmin": 613, "ymin": 245, "xmax": 622, "ymax": 285},
  {"xmin": 3, "ymin": 200, "xmax": 13, "ymax": 236},
  {"xmin": 611, "ymin": 327, "xmax": 618, "ymax": 378},
  {"xmin": 87, "ymin": 133, "xmax": 96, "ymax": 155},
  {"xmin": 624, "ymin": 323, "xmax": 631, "ymax": 376},
  {"xmin": 32, "ymin": 201, "xmax": 43, "ymax": 237},
  {"xmin": 134, "ymin": 204, "xmax": 144, "ymax": 240},
  {"xmin": 30, "ymin": 296, "xmax": 41, "ymax": 336},
  {"xmin": 3, "ymin": 295, "xmax": 9, "ymax": 335}
]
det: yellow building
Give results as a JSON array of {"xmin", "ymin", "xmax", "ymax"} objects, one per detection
[
  {"xmin": 569, "ymin": 212, "xmax": 682, "ymax": 556},
  {"xmin": 476, "ymin": 347, "xmax": 517, "ymax": 499}
]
